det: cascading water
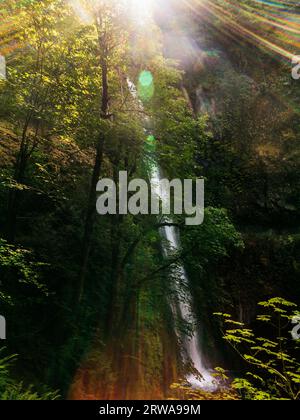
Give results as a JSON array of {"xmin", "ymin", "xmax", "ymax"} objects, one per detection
[
  {"xmin": 128, "ymin": 78, "xmax": 216, "ymax": 390},
  {"xmin": 149, "ymin": 165, "xmax": 216, "ymax": 391}
]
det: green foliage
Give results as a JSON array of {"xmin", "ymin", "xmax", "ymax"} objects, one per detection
[
  {"xmin": 0, "ymin": 348, "xmax": 59, "ymax": 400},
  {"xmin": 170, "ymin": 368, "xmax": 238, "ymax": 400},
  {"xmin": 0, "ymin": 238, "xmax": 48, "ymax": 304},
  {"xmin": 0, "ymin": 0, "xmax": 299, "ymax": 401},
  {"xmin": 215, "ymin": 298, "xmax": 300, "ymax": 400}
]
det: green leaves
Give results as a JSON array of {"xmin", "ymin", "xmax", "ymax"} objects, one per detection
[
  {"xmin": 0, "ymin": 348, "xmax": 59, "ymax": 400},
  {"xmin": 215, "ymin": 297, "xmax": 300, "ymax": 400},
  {"xmin": 258, "ymin": 297, "xmax": 297, "ymax": 310},
  {"xmin": 0, "ymin": 238, "xmax": 48, "ymax": 305}
]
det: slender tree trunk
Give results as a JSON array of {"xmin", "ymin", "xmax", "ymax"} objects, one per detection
[
  {"xmin": 7, "ymin": 119, "xmax": 31, "ymax": 242},
  {"xmin": 105, "ymin": 163, "xmax": 123, "ymax": 334},
  {"xmin": 78, "ymin": 133, "xmax": 105, "ymax": 301},
  {"xmin": 77, "ymin": 34, "xmax": 110, "ymax": 302},
  {"xmin": 6, "ymin": 38, "xmax": 46, "ymax": 242}
]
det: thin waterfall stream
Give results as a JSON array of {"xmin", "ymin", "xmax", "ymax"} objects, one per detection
[
  {"xmin": 149, "ymin": 165, "xmax": 216, "ymax": 391},
  {"xmin": 128, "ymin": 78, "xmax": 216, "ymax": 390}
]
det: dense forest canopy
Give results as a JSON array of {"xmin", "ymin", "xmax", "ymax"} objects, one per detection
[{"xmin": 0, "ymin": 0, "xmax": 299, "ymax": 400}]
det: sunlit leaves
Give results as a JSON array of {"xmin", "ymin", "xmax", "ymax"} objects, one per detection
[
  {"xmin": 0, "ymin": 238, "xmax": 49, "ymax": 305},
  {"xmin": 215, "ymin": 298, "xmax": 300, "ymax": 400}
]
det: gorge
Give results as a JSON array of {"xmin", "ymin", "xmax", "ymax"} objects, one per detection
[{"xmin": 0, "ymin": 0, "xmax": 300, "ymax": 401}]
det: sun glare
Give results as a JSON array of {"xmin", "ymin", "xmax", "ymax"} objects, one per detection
[
  {"xmin": 69, "ymin": 0, "xmax": 154, "ymax": 25},
  {"xmin": 127, "ymin": 0, "xmax": 154, "ymax": 24}
]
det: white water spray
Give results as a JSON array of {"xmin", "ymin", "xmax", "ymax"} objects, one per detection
[
  {"xmin": 150, "ymin": 165, "xmax": 216, "ymax": 390},
  {"xmin": 128, "ymin": 77, "xmax": 216, "ymax": 390}
]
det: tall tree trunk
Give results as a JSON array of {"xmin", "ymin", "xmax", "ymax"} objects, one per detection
[
  {"xmin": 105, "ymin": 216, "xmax": 122, "ymax": 336},
  {"xmin": 78, "ymin": 133, "xmax": 105, "ymax": 301},
  {"xmin": 7, "ymin": 119, "xmax": 30, "ymax": 242},
  {"xmin": 105, "ymin": 166, "xmax": 123, "ymax": 335},
  {"xmin": 77, "ymin": 41, "xmax": 110, "ymax": 302}
]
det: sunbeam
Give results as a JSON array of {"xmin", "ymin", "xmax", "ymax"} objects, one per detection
[{"xmin": 182, "ymin": 0, "xmax": 300, "ymax": 63}]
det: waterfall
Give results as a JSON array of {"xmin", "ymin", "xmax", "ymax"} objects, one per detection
[
  {"xmin": 150, "ymin": 165, "xmax": 216, "ymax": 391},
  {"xmin": 128, "ymin": 77, "xmax": 216, "ymax": 390}
]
